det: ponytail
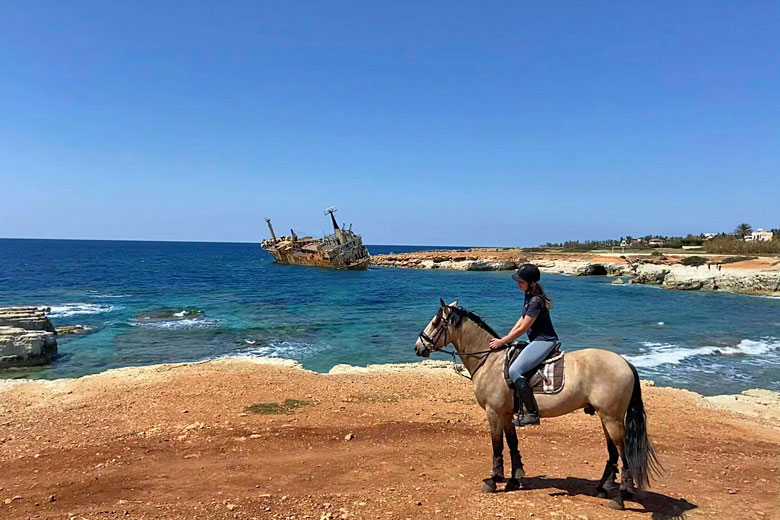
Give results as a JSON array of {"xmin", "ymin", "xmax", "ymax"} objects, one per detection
[{"xmin": 527, "ymin": 282, "xmax": 553, "ymax": 310}]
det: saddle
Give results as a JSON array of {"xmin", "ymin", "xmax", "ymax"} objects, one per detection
[{"xmin": 503, "ymin": 341, "xmax": 565, "ymax": 395}]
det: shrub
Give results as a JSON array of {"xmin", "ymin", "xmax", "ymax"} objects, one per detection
[
  {"xmin": 721, "ymin": 256, "xmax": 757, "ymax": 264},
  {"xmin": 681, "ymin": 256, "xmax": 708, "ymax": 266}
]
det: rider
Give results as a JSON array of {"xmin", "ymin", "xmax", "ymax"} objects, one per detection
[{"xmin": 488, "ymin": 263, "xmax": 559, "ymax": 427}]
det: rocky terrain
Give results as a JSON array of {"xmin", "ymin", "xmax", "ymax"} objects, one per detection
[
  {"xmin": 370, "ymin": 250, "xmax": 780, "ymax": 296},
  {"xmin": 0, "ymin": 307, "xmax": 58, "ymax": 368},
  {"xmin": 0, "ymin": 357, "xmax": 777, "ymax": 519}
]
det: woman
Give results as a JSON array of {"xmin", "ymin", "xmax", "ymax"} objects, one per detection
[{"xmin": 488, "ymin": 263, "xmax": 559, "ymax": 427}]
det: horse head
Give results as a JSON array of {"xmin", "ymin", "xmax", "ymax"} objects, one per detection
[{"xmin": 414, "ymin": 298, "xmax": 458, "ymax": 357}]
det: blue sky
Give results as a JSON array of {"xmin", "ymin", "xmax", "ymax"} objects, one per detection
[{"xmin": 1, "ymin": 2, "xmax": 778, "ymax": 246}]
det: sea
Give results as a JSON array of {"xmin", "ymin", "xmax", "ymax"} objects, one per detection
[{"xmin": 1, "ymin": 239, "xmax": 778, "ymax": 395}]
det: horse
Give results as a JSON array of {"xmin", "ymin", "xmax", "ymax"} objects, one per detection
[{"xmin": 414, "ymin": 299, "xmax": 661, "ymax": 510}]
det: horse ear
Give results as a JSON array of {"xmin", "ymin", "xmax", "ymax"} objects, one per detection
[
  {"xmin": 449, "ymin": 300, "xmax": 458, "ymax": 308},
  {"xmin": 440, "ymin": 298, "xmax": 447, "ymax": 308}
]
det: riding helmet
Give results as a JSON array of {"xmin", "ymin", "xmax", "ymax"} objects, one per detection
[{"xmin": 512, "ymin": 263, "xmax": 541, "ymax": 283}]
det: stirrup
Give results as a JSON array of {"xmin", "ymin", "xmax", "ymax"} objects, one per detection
[{"xmin": 513, "ymin": 412, "xmax": 540, "ymax": 427}]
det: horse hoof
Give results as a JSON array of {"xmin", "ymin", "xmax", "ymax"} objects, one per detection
[
  {"xmin": 505, "ymin": 479, "xmax": 521, "ymax": 492},
  {"xmin": 482, "ymin": 479, "xmax": 497, "ymax": 493},
  {"xmin": 595, "ymin": 489, "xmax": 607, "ymax": 499},
  {"xmin": 607, "ymin": 499, "xmax": 624, "ymax": 510}
]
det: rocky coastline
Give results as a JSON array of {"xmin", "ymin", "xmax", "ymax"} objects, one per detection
[{"xmin": 370, "ymin": 250, "xmax": 780, "ymax": 296}]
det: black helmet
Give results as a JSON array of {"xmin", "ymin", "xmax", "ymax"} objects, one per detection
[{"xmin": 512, "ymin": 263, "xmax": 541, "ymax": 283}]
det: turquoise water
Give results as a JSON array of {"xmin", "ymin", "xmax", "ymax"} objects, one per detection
[{"xmin": 1, "ymin": 239, "xmax": 778, "ymax": 395}]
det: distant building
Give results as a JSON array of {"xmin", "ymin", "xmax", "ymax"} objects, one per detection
[
  {"xmin": 703, "ymin": 233, "xmax": 716, "ymax": 240},
  {"xmin": 648, "ymin": 239, "xmax": 664, "ymax": 247},
  {"xmin": 745, "ymin": 228, "xmax": 774, "ymax": 242}
]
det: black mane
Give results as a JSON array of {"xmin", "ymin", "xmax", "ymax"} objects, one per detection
[{"xmin": 450, "ymin": 306, "xmax": 499, "ymax": 338}]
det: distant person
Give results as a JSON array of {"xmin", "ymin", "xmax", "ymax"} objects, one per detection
[{"xmin": 488, "ymin": 264, "xmax": 559, "ymax": 427}]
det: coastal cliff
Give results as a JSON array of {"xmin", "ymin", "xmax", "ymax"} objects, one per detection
[{"xmin": 370, "ymin": 250, "xmax": 780, "ymax": 297}]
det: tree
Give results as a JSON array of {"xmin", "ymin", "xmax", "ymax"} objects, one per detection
[{"xmin": 734, "ymin": 223, "xmax": 752, "ymax": 239}]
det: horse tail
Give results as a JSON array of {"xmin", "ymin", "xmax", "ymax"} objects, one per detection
[{"xmin": 624, "ymin": 362, "xmax": 662, "ymax": 489}]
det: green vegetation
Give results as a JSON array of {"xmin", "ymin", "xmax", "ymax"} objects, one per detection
[
  {"xmin": 535, "ymin": 222, "xmax": 778, "ymax": 255},
  {"xmin": 681, "ymin": 256, "xmax": 708, "ymax": 266},
  {"xmin": 244, "ymin": 399, "xmax": 312, "ymax": 414},
  {"xmin": 734, "ymin": 223, "xmax": 753, "ymax": 239},
  {"xmin": 721, "ymin": 256, "xmax": 757, "ymax": 264},
  {"xmin": 704, "ymin": 237, "xmax": 780, "ymax": 255}
]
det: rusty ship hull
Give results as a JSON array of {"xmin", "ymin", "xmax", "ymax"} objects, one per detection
[{"xmin": 261, "ymin": 209, "xmax": 370, "ymax": 270}]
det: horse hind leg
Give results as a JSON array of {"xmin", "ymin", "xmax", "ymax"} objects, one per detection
[
  {"xmin": 600, "ymin": 415, "xmax": 633, "ymax": 510},
  {"xmin": 595, "ymin": 420, "xmax": 619, "ymax": 499}
]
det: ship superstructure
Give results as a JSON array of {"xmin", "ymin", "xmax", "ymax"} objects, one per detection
[{"xmin": 261, "ymin": 207, "xmax": 370, "ymax": 269}]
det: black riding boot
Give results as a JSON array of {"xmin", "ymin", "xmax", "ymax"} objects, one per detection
[{"xmin": 513, "ymin": 377, "xmax": 540, "ymax": 427}]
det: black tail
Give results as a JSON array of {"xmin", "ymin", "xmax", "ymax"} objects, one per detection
[{"xmin": 624, "ymin": 362, "xmax": 662, "ymax": 489}]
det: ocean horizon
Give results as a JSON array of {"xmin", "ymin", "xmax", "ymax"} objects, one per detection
[{"xmin": 1, "ymin": 238, "xmax": 778, "ymax": 395}]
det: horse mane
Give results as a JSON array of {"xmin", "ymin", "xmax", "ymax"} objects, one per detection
[{"xmin": 450, "ymin": 306, "xmax": 499, "ymax": 338}]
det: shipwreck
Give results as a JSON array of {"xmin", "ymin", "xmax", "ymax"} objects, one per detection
[{"xmin": 261, "ymin": 207, "xmax": 370, "ymax": 270}]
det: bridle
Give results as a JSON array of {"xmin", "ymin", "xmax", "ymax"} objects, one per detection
[{"xmin": 418, "ymin": 306, "xmax": 510, "ymax": 380}]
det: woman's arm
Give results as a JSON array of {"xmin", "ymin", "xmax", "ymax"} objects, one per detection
[{"xmin": 488, "ymin": 314, "xmax": 536, "ymax": 349}]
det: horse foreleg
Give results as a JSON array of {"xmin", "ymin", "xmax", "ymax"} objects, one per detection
[
  {"xmin": 502, "ymin": 416, "xmax": 524, "ymax": 491},
  {"xmin": 482, "ymin": 408, "xmax": 504, "ymax": 493}
]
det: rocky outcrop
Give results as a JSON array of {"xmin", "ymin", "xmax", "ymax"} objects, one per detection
[
  {"xmin": 0, "ymin": 307, "xmax": 56, "ymax": 332},
  {"xmin": 0, "ymin": 307, "xmax": 58, "ymax": 368}
]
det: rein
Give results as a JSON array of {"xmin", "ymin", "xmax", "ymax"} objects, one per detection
[{"xmin": 418, "ymin": 307, "xmax": 509, "ymax": 380}]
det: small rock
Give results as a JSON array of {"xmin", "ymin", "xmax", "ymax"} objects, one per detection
[
  {"xmin": 345, "ymin": 433, "xmax": 355, "ymax": 441},
  {"xmin": 226, "ymin": 503, "xmax": 237, "ymax": 511}
]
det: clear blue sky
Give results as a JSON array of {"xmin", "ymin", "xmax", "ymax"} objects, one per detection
[{"xmin": 1, "ymin": 2, "xmax": 778, "ymax": 246}]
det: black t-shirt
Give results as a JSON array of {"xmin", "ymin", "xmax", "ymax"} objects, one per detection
[{"xmin": 523, "ymin": 294, "xmax": 559, "ymax": 342}]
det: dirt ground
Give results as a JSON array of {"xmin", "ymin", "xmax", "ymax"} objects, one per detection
[{"xmin": 1, "ymin": 359, "xmax": 778, "ymax": 520}]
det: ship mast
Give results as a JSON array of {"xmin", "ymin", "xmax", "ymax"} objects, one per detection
[
  {"xmin": 265, "ymin": 218, "xmax": 278, "ymax": 243},
  {"xmin": 324, "ymin": 206, "xmax": 346, "ymax": 245}
]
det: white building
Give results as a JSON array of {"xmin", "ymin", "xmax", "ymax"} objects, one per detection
[{"xmin": 745, "ymin": 228, "xmax": 774, "ymax": 242}]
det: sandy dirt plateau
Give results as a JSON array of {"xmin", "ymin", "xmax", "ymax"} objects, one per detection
[{"xmin": 0, "ymin": 358, "xmax": 778, "ymax": 519}]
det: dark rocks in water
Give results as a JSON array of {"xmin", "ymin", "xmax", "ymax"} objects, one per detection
[
  {"xmin": 134, "ymin": 307, "xmax": 203, "ymax": 321},
  {"xmin": 56, "ymin": 325, "xmax": 92, "ymax": 335},
  {"xmin": 0, "ymin": 307, "xmax": 58, "ymax": 369}
]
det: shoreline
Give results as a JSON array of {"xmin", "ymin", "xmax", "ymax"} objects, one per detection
[
  {"xmin": 370, "ymin": 249, "xmax": 780, "ymax": 297},
  {"xmin": 0, "ymin": 356, "xmax": 777, "ymax": 519}
]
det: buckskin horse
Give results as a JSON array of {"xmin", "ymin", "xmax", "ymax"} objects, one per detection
[{"xmin": 414, "ymin": 300, "xmax": 661, "ymax": 510}]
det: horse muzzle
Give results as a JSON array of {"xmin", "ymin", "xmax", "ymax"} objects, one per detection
[{"xmin": 414, "ymin": 338, "xmax": 431, "ymax": 357}]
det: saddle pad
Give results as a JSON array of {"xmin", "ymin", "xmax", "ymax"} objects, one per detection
[
  {"xmin": 528, "ymin": 355, "xmax": 565, "ymax": 394},
  {"xmin": 504, "ymin": 343, "xmax": 565, "ymax": 395}
]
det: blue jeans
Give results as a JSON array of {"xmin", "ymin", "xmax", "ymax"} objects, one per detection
[{"xmin": 508, "ymin": 340, "xmax": 558, "ymax": 382}]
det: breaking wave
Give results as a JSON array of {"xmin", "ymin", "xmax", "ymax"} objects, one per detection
[
  {"xmin": 234, "ymin": 340, "xmax": 322, "ymax": 359},
  {"xmin": 46, "ymin": 303, "xmax": 120, "ymax": 318},
  {"xmin": 626, "ymin": 338, "xmax": 780, "ymax": 368},
  {"xmin": 129, "ymin": 317, "xmax": 222, "ymax": 330}
]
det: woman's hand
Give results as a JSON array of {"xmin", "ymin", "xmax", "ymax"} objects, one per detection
[{"xmin": 488, "ymin": 337, "xmax": 506, "ymax": 350}]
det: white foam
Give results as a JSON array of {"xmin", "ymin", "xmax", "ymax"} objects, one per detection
[
  {"xmin": 172, "ymin": 310, "xmax": 187, "ymax": 318},
  {"xmin": 46, "ymin": 303, "xmax": 120, "ymax": 318},
  {"xmin": 657, "ymin": 322, "xmax": 665, "ymax": 326},
  {"xmin": 129, "ymin": 318, "xmax": 222, "ymax": 330},
  {"xmin": 237, "ymin": 340, "xmax": 321, "ymax": 359},
  {"xmin": 627, "ymin": 338, "xmax": 780, "ymax": 368}
]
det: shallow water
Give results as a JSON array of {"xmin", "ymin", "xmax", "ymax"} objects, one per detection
[{"xmin": 1, "ymin": 239, "xmax": 778, "ymax": 395}]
